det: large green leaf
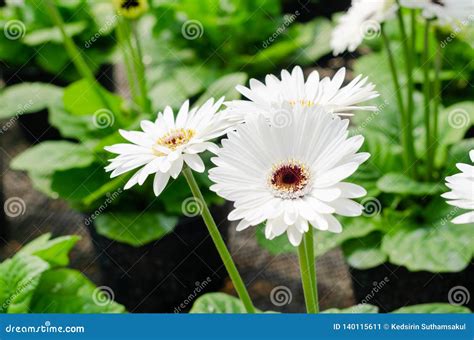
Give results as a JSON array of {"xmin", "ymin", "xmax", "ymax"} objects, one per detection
[
  {"xmin": 30, "ymin": 269, "xmax": 125, "ymax": 313},
  {"xmin": 323, "ymin": 304, "xmax": 379, "ymax": 313},
  {"xmin": 0, "ymin": 254, "xmax": 50, "ymax": 313},
  {"xmin": 63, "ymin": 79, "xmax": 123, "ymax": 116},
  {"xmin": 18, "ymin": 233, "xmax": 80, "ymax": 267},
  {"xmin": 23, "ymin": 21, "xmax": 87, "ymax": 46},
  {"xmin": 290, "ymin": 18, "xmax": 333, "ymax": 64},
  {"xmin": 342, "ymin": 232, "xmax": 387, "ymax": 270},
  {"xmin": 381, "ymin": 222, "xmax": 473, "ymax": 272},
  {"xmin": 190, "ymin": 293, "xmax": 262, "ymax": 313},
  {"xmin": 194, "ymin": 72, "xmax": 247, "ymax": 107},
  {"xmin": 256, "ymin": 216, "xmax": 381, "ymax": 257},
  {"xmin": 377, "ymin": 172, "xmax": 443, "ymax": 196},
  {"xmin": 392, "ymin": 303, "xmax": 471, "ymax": 313},
  {"xmin": 0, "ymin": 83, "xmax": 62, "ymax": 119},
  {"xmin": 10, "ymin": 141, "xmax": 95, "ymax": 175},
  {"xmin": 94, "ymin": 212, "xmax": 178, "ymax": 247}
]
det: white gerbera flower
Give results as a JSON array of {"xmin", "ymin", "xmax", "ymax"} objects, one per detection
[
  {"xmin": 105, "ymin": 98, "xmax": 232, "ymax": 196},
  {"xmin": 225, "ymin": 66, "xmax": 378, "ymax": 123},
  {"xmin": 441, "ymin": 150, "xmax": 474, "ymax": 224},
  {"xmin": 209, "ymin": 106, "xmax": 369, "ymax": 246},
  {"xmin": 401, "ymin": 0, "xmax": 474, "ymax": 24},
  {"xmin": 331, "ymin": 0, "xmax": 398, "ymax": 55}
]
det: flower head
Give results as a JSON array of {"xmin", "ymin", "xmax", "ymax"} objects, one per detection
[
  {"xmin": 331, "ymin": 0, "xmax": 398, "ymax": 55},
  {"xmin": 105, "ymin": 98, "xmax": 232, "ymax": 196},
  {"xmin": 113, "ymin": 0, "xmax": 149, "ymax": 19},
  {"xmin": 225, "ymin": 66, "xmax": 378, "ymax": 123},
  {"xmin": 441, "ymin": 150, "xmax": 474, "ymax": 224},
  {"xmin": 401, "ymin": 0, "xmax": 474, "ymax": 25},
  {"xmin": 209, "ymin": 106, "xmax": 369, "ymax": 246}
]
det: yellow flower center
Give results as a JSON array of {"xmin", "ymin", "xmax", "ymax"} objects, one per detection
[
  {"xmin": 288, "ymin": 99, "xmax": 314, "ymax": 107},
  {"xmin": 268, "ymin": 160, "xmax": 310, "ymax": 199},
  {"xmin": 153, "ymin": 128, "xmax": 195, "ymax": 155}
]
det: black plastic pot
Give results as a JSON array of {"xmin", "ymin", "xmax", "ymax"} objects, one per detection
[
  {"xmin": 87, "ymin": 205, "xmax": 231, "ymax": 313},
  {"xmin": 350, "ymin": 262, "xmax": 474, "ymax": 312},
  {"xmin": 1, "ymin": 64, "xmax": 115, "ymax": 144}
]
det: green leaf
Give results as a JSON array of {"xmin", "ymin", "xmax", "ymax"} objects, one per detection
[
  {"xmin": 63, "ymin": 79, "xmax": 122, "ymax": 116},
  {"xmin": 392, "ymin": 303, "xmax": 471, "ymax": 313},
  {"xmin": 18, "ymin": 233, "xmax": 80, "ymax": 267},
  {"xmin": 190, "ymin": 293, "xmax": 262, "ymax": 313},
  {"xmin": 0, "ymin": 254, "xmax": 50, "ymax": 313},
  {"xmin": 0, "ymin": 83, "xmax": 62, "ymax": 119},
  {"xmin": 256, "ymin": 216, "xmax": 381, "ymax": 257},
  {"xmin": 23, "ymin": 21, "xmax": 88, "ymax": 46},
  {"xmin": 30, "ymin": 269, "xmax": 126, "ymax": 313},
  {"xmin": 377, "ymin": 172, "xmax": 443, "ymax": 196},
  {"xmin": 342, "ymin": 232, "xmax": 387, "ymax": 270},
  {"xmin": 194, "ymin": 72, "xmax": 248, "ymax": 107},
  {"xmin": 11, "ymin": 141, "xmax": 95, "ymax": 175},
  {"xmin": 381, "ymin": 222, "xmax": 473, "ymax": 272},
  {"xmin": 323, "ymin": 304, "xmax": 379, "ymax": 313},
  {"xmin": 94, "ymin": 212, "xmax": 178, "ymax": 247},
  {"xmin": 290, "ymin": 18, "xmax": 333, "ymax": 64},
  {"xmin": 444, "ymin": 138, "xmax": 474, "ymax": 175}
]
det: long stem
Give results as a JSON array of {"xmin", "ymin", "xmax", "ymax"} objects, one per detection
[
  {"xmin": 381, "ymin": 28, "xmax": 410, "ymax": 170},
  {"xmin": 432, "ymin": 30, "xmax": 442, "ymax": 177},
  {"xmin": 297, "ymin": 238, "xmax": 317, "ymax": 314},
  {"xmin": 423, "ymin": 21, "xmax": 432, "ymax": 179},
  {"xmin": 305, "ymin": 227, "xmax": 319, "ymax": 312},
  {"xmin": 45, "ymin": 0, "xmax": 114, "ymax": 114},
  {"xmin": 182, "ymin": 168, "xmax": 255, "ymax": 313},
  {"xmin": 396, "ymin": 4, "xmax": 417, "ymax": 178}
]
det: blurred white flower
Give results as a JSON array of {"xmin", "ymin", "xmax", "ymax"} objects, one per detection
[
  {"xmin": 441, "ymin": 150, "xmax": 474, "ymax": 224},
  {"xmin": 209, "ymin": 106, "xmax": 369, "ymax": 246},
  {"xmin": 401, "ymin": 0, "xmax": 474, "ymax": 25},
  {"xmin": 225, "ymin": 66, "xmax": 378, "ymax": 122},
  {"xmin": 105, "ymin": 98, "xmax": 233, "ymax": 196},
  {"xmin": 331, "ymin": 0, "xmax": 398, "ymax": 55}
]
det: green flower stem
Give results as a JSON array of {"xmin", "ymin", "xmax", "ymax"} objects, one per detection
[
  {"xmin": 396, "ymin": 4, "xmax": 417, "ymax": 178},
  {"xmin": 423, "ymin": 20, "xmax": 432, "ymax": 179},
  {"xmin": 129, "ymin": 21, "xmax": 152, "ymax": 113},
  {"xmin": 432, "ymin": 31, "xmax": 442, "ymax": 175},
  {"xmin": 45, "ymin": 0, "xmax": 114, "ymax": 114},
  {"xmin": 305, "ymin": 227, "xmax": 319, "ymax": 313},
  {"xmin": 297, "ymin": 237, "xmax": 317, "ymax": 314},
  {"xmin": 381, "ymin": 28, "xmax": 411, "ymax": 170},
  {"xmin": 116, "ymin": 19, "xmax": 140, "ymax": 108},
  {"xmin": 182, "ymin": 168, "xmax": 256, "ymax": 314}
]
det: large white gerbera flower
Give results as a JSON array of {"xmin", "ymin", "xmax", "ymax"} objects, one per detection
[
  {"xmin": 401, "ymin": 0, "xmax": 474, "ymax": 24},
  {"xmin": 105, "ymin": 98, "xmax": 232, "ymax": 196},
  {"xmin": 225, "ymin": 66, "xmax": 378, "ymax": 123},
  {"xmin": 209, "ymin": 106, "xmax": 369, "ymax": 246},
  {"xmin": 331, "ymin": 0, "xmax": 398, "ymax": 55},
  {"xmin": 441, "ymin": 150, "xmax": 474, "ymax": 224}
]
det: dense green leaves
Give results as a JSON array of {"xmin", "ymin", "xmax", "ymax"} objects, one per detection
[
  {"xmin": 0, "ymin": 83, "xmax": 62, "ymax": 119},
  {"xmin": 342, "ymin": 232, "xmax": 387, "ymax": 270},
  {"xmin": 30, "ymin": 269, "xmax": 125, "ymax": 313},
  {"xmin": 95, "ymin": 212, "xmax": 178, "ymax": 247},
  {"xmin": 392, "ymin": 303, "xmax": 471, "ymax": 314},
  {"xmin": 194, "ymin": 73, "xmax": 248, "ymax": 107},
  {"xmin": 190, "ymin": 293, "xmax": 262, "ymax": 313},
  {"xmin": 23, "ymin": 22, "xmax": 88, "ymax": 46},
  {"xmin": 377, "ymin": 173, "xmax": 443, "ymax": 196}
]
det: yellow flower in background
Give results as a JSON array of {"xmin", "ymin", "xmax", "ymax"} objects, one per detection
[{"xmin": 113, "ymin": 0, "xmax": 149, "ymax": 19}]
